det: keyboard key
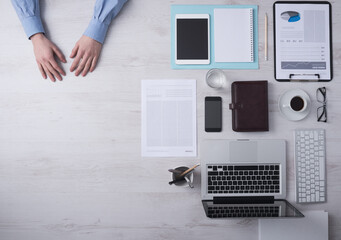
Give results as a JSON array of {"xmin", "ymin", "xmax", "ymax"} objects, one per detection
[{"xmin": 234, "ymin": 165, "xmax": 258, "ymax": 170}]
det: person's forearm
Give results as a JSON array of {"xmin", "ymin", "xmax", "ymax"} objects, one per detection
[
  {"xmin": 11, "ymin": 0, "xmax": 45, "ymax": 39},
  {"xmin": 83, "ymin": 0, "xmax": 128, "ymax": 44}
]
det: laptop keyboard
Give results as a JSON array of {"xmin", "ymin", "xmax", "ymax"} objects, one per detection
[
  {"xmin": 207, "ymin": 205, "xmax": 280, "ymax": 218},
  {"xmin": 207, "ymin": 164, "xmax": 281, "ymax": 194}
]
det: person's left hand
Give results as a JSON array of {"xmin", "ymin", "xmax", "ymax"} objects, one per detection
[{"xmin": 70, "ymin": 35, "xmax": 102, "ymax": 77}]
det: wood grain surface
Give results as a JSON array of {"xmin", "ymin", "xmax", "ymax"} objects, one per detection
[{"xmin": 0, "ymin": 0, "xmax": 340, "ymax": 239}]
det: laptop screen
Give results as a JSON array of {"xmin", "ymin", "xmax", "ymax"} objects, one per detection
[{"xmin": 202, "ymin": 199, "xmax": 304, "ymax": 218}]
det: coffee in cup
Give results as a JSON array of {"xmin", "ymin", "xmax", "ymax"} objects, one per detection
[{"xmin": 290, "ymin": 96, "xmax": 306, "ymax": 112}]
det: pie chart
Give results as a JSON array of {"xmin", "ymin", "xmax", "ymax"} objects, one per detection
[{"xmin": 281, "ymin": 11, "xmax": 300, "ymax": 22}]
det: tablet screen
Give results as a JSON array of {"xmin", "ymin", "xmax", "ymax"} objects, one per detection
[{"xmin": 176, "ymin": 18, "xmax": 209, "ymax": 60}]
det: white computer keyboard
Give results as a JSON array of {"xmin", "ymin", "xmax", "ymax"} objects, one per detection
[{"xmin": 295, "ymin": 129, "xmax": 326, "ymax": 203}]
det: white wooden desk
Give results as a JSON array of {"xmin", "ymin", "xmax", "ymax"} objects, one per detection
[{"xmin": 1, "ymin": 0, "xmax": 340, "ymax": 239}]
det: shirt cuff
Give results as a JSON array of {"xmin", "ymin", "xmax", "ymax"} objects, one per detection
[
  {"xmin": 20, "ymin": 15, "xmax": 45, "ymax": 39},
  {"xmin": 83, "ymin": 18, "xmax": 109, "ymax": 44}
]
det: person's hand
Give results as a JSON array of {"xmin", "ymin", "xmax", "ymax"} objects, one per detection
[
  {"xmin": 31, "ymin": 33, "xmax": 66, "ymax": 82},
  {"xmin": 70, "ymin": 35, "xmax": 102, "ymax": 77}
]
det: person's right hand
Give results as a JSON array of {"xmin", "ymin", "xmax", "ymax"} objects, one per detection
[{"xmin": 31, "ymin": 33, "xmax": 66, "ymax": 82}]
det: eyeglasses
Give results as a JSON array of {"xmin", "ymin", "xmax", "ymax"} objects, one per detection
[{"xmin": 316, "ymin": 87, "xmax": 327, "ymax": 122}]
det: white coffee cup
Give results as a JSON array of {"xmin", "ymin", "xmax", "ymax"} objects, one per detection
[{"xmin": 286, "ymin": 95, "xmax": 307, "ymax": 112}]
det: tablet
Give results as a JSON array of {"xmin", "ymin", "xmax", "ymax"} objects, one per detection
[{"xmin": 175, "ymin": 14, "xmax": 210, "ymax": 65}]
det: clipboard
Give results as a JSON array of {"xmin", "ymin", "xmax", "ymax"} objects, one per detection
[{"xmin": 273, "ymin": 1, "xmax": 332, "ymax": 81}]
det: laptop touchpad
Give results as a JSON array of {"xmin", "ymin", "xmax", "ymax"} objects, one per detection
[{"xmin": 229, "ymin": 141, "xmax": 257, "ymax": 162}]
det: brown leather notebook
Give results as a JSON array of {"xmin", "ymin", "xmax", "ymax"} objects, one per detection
[{"xmin": 229, "ymin": 81, "xmax": 269, "ymax": 132}]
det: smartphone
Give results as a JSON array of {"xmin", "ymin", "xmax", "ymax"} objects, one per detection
[{"xmin": 205, "ymin": 96, "xmax": 222, "ymax": 132}]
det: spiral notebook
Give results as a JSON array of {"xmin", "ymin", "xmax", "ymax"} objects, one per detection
[{"xmin": 214, "ymin": 8, "xmax": 254, "ymax": 62}]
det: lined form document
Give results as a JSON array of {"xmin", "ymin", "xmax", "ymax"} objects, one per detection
[{"xmin": 141, "ymin": 79, "xmax": 197, "ymax": 157}]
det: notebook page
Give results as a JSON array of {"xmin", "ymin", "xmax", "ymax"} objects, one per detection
[{"xmin": 214, "ymin": 8, "xmax": 254, "ymax": 62}]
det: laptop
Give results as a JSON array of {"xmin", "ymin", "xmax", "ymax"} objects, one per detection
[{"xmin": 201, "ymin": 139, "xmax": 303, "ymax": 218}]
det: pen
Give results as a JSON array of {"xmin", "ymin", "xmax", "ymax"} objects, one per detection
[
  {"xmin": 265, "ymin": 13, "xmax": 268, "ymax": 61},
  {"xmin": 179, "ymin": 163, "xmax": 200, "ymax": 177}
]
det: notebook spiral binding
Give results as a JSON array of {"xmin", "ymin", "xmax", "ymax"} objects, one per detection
[{"xmin": 250, "ymin": 8, "xmax": 254, "ymax": 62}]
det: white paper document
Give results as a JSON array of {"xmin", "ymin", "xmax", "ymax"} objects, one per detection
[
  {"xmin": 214, "ymin": 8, "xmax": 254, "ymax": 62},
  {"xmin": 141, "ymin": 79, "xmax": 196, "ymax": 157},
  {"xmin": 259, "ymin": 211, "xmax": 328, "ymax": 240},
  {"xmin": 275, "ymin": 3, "xmax": 331, "ymax": 80}
]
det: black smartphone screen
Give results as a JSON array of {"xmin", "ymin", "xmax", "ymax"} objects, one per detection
[
  {"xmin": 205, "ymin": 97, "xmax": 222, "ymax": 132},
  {"xmin": 177, "ymin": 18, "xmax": 209, "ymax": 60}
]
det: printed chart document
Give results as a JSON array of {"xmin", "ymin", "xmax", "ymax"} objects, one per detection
[
  {"xmin": 274, "ymin": 2, "xmax": 331, "ymax": 80},
  {"xmin": 214, "ymin": 8, "xmax": 254, "ymax": 62},
  {"xmin": 259, "ymin": 211, "xmax": 328, "ymax": 240},
  {"xmin": 141, "ymin": 79, "xmax": 196, "ymax": 157}
]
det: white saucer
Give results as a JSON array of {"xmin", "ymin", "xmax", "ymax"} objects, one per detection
[{"xmin": 278, "ymin": 89, "xmax": 311, "ymax": 121}]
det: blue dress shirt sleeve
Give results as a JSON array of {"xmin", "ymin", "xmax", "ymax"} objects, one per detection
[
  {"xmin": 83, "ymin": 0, "xmax": 128, "ymax": 44},
  {"xmin": 11, "ymin": 0, "xmax": 45, "ymax": 39}
]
